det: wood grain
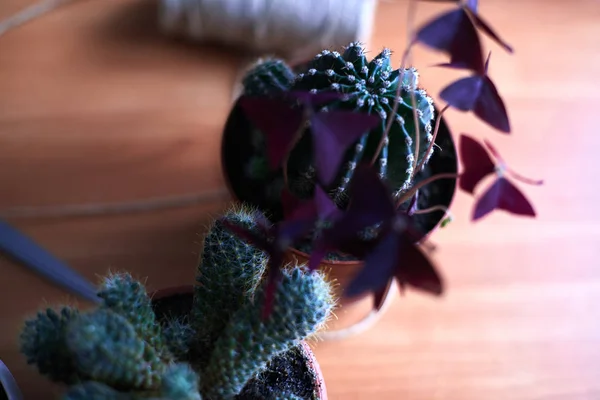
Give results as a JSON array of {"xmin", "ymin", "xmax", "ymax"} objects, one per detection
[{"xmin": 1, "ymin": 0, "xmax": 599, "ymax": 399}]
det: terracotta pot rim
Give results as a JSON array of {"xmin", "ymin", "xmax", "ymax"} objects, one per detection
[{"xmin": 149, "ymin": 285, "xmax": 328, "ymax": 400}]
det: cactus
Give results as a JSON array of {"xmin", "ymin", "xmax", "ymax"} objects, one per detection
[
  {"xmin": 162, "ymin": 317, "xmax": 195, "ymax": 361},
  {"xmin": 97, "ymin": 272, "xmax": 172, "ymax": 363},
  {"xmin": 239, "ymin": 42, "xmax": 436, "ymax": 210},
  {"xmin": 192, "ymin": 205, "xmax": 268, "ymax": 365},
  {"xmin": 20, "ymin": 307, "xmax": 81, "ymax": 385},
  {"xmin": 66, "ymin": 309, "xmax": 165, "ymax": 390},
  {"xmin": 19, "ymin": 205, "xmax": 333, "ymax": 400},
  {"xmin": 201, "ymin": 266, "xmax": 333, "ymax": 400},
  {"xmin": 242, "ymin": 58, "xmax": 296, "ymax": 97},
  {"xmin": 160, "ymin": 364, "xmax": 202, "ymax": 400}
]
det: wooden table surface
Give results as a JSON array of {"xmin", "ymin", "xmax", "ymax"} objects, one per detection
[{"xmin": 1, "ymin": 0, "xmax": 599, "ymax": 399}]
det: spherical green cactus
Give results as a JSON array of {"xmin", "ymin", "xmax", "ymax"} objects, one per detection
[
  {"xmin": 97, "ymin": 272, "xmax": 172, "ymax": 363},
  {"xmin": 242, "ymin": 58, "xmax": 296, "ymax": 97},
  {"xmin": 236, "ymin": 43, "xmax": 436, "ymax": 213},
  {"xmin": 192, "ymin": 205, "xmax": 268, "ymax": 365},
  {"xmin": 19, "ymin": 307, "xmax": 81, "ymax": 385},
  {"xmin": 289, "ymin": 42, "xmax": 436, "ymax": 203},
  {"xmin": 201, "ymin": 265, "xmax": 333, "ymax": 400},
  {"xmin": 65, "ymin": 309, "xmax": 165, "ymax": 391}
]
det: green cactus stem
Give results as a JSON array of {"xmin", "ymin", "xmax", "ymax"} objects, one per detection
[
  {"xmin": 20, "ymin": 307, "xmax": 81, "ymax": 385},
  {"xmin": 97, "ymin": 272, "xmax": 173, "ymax": 363},
  {"xmin": 162, "ymin": 317, "xmax": 195, "ymax": 361},
  {"xmin": 201, "ymin": 265, "xmax": 333, "ymax": 400},
  {"xmin": 192, "ymin": 205, "xmax": 268, "ymax": 365},
  {"xmin": 66, "ymin": 309, "xmax": 165, "ymax": 391},
  {"xmin": 160, "ymin": 363, "xmax": 202, "ymax": 400}
]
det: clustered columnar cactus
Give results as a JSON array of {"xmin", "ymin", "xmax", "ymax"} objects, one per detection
[
  {"xmin": 202, "ymin": 267, "xmax": 332, "ymax": 399},
  {"xmin": 19, "ymin": 205, "xmax": 333, "ymax": 400},
  {"xmin": 241, "ymin": 42, "xmax": 436, "ymax": 207},
  {"xmin": 191, "ymin": 206, "xmax": 268, "ymax": 366}
]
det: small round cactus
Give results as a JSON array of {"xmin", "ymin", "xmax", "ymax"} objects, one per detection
[
  {"xmin": 290, "ymin": 42, "xmax": 436, "ymax": 201},
  {"xmin": 242, "ymin": 58, "xmax": 296, "ymax": 97},
  {"xmin": 239, "ymin": 42, "xmax": 436, "ymax": 209}
]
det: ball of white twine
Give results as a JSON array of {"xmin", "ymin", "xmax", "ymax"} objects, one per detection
[
  {"xmin": 0, "ymin": 0, "xmax": 377, "ymax": 64},
  {"xmin": 158, "ymin": 0, "xmax": 378, "ymax": 62}
]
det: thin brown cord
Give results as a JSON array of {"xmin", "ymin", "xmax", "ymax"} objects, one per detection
[
  {"xmin": 0, "ymin": 0, "xmax": 80, "ymax": 37},
  {"xmin": 0, "ymin": 189, "xmax": 231, "ymax": 219}
]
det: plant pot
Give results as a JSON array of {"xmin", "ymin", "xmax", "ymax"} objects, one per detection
[
  {"xmin": 221, "ymin": 97, "xmax": 458, "ymax": 339},
  {"xmin": 150, "ymin": 286, "xmax": 328, "ymax": 400}
]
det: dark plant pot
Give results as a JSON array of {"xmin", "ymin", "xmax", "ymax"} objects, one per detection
[
  {"xmin": 221, "ymin": 97, "xmax": 458, "ymax": 338},
  {"xmin": 150, "ymin": 286, "xmax": 327, "ymax": 400}
]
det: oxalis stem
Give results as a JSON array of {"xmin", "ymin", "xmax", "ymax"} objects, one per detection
[
  {"xmin": 414, "ymin": 104, "xmax": 450, "ymax": 174},
  {"xmin": 395, "ymin": 173, "xmax": 459, "ymax": 209},
  {"xmin": 370, "ymin": 0, "xmax": 418, "ymax": 166}
]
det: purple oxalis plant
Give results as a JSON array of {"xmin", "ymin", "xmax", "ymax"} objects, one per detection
[{"xmin": 222, "ymin": 0, "xmax": 542, "ymax": 314}]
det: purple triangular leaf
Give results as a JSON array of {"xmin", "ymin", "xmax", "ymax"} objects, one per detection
[
  {"xmin": 220, "ymin": 218, "xmax": 272, "ymax": 252},
  {"xmin": 345, "ymin": 232, "xmax": 400, "ymax": 298},
  {"xmin": 281, "ymin": 188, "xmax": 302, "ymax": 219},
  {"xmin": 287, "ymin": 90, "xmax": 345, "ymax": 108},
  {"xmin": 276, "ymin": 218, "xmax": 316, "ymax": 249},
  {"xmin": 472, "ymin": 177, "xmax": 536, "ymax": 221},
  {"xmin": 458, "ymin": 134, "xmax": 496, "ymax": 194},
  {"xmin": 347, "ymin": 164, "xmax": 396, "ymax": 224},
  {"xmin": 416, "ymin": 8, "xmax": 485, "ymax": 74},
  {"xmin": 326, "ymin": 164, "xmax": 395, "ymax": 239},
  {"xmin": 307, "ymin": 243, "xmax": 329, "ymax": 271},
  {"xmin": 395, "ymin": 238, "xmax": 443, "ymax": 295},
  {"xmin": 440, "ymin": 76, "xmax": 483, "ymax": 111},
  {"xmin": 466, "ymin": 0, "xmax": 478, "ymax": 12},
  {"xmin": 474, "ymin": 76, "xmax": 511, "ymax": 133},
  {"xmin": 440, "ymin": 76, "xmax": 511, "ymax": 133},
  {"xmin": 239, "ymin": 96, "xmax": 305, "ymax": 169},
  {"xmin": 310, "ymin": 111, "xmax": 380, "ymax": 185},
  {"xmin": 313, "ymin": 185, "xmax": 341, "ymax": 221},
  {"xmin": 467, "ymin": 9, "xmax": 514, "ymax": 53},
  {"xmin": 261, "ymin": 260, "xmax": 283, "ymax": 320}
]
